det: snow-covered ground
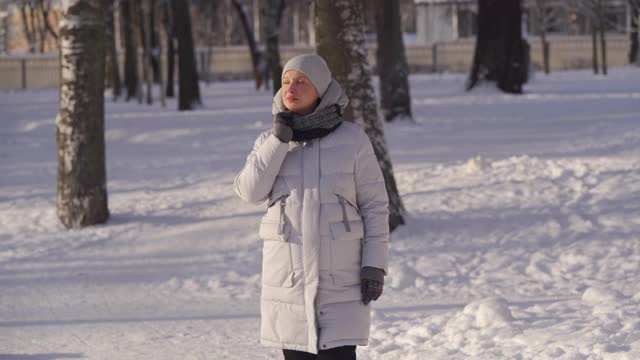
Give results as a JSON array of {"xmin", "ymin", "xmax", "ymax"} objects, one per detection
[{"xmin": 1, "ymin": 68, "xmax": 639, "ymax": 359}]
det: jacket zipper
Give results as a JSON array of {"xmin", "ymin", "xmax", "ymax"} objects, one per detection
[
  {"xmin": 278, "ymin": 195, "xmax": 287, "ymax": 235},
  {"xmin": 336, "ymin": 195, "xmax": 351, "ymax": 232}
]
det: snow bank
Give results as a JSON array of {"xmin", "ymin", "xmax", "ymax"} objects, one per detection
[{"xmin": 462, "ymin": 297, "xmax": 514, "ymax": 328}]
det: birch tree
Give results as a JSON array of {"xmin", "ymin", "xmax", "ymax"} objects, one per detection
[
  {"xmin": 315, "ymin": 0, "xmax": 405, "ymax": 231},
  {"xmin": 57, "ymin": 0, "xmax": 109, "ymax": 228},
  {"xmin": 375, "ymin": 0, "xmax": 413, "ymax": 122}
]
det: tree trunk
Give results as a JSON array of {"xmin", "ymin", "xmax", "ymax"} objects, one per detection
[
  {"xmin": 252, "ymin": 0, "xmax": 260, "ymax": 43},
  {"xmin": 224, "ymin": 0, "xmax": 234, "ymax": 45},
  {"xmin": 536, "ymin": 0, "xmax": 550, "ymax": 75},
  {"xmin": 261, "ymin": 0, "xmax": 285, "ymax": 94},
  {"xmin": 315, "ymin": 0, "xmax": 405, "ymax": 232},
  {"xmin": 131, "ymin": 0, "xmax": 143, "ymax": 103},
  {"xmin": 173, "ymin": 0, "xmax": 202, "ymax": 110},
  {"xmin": 206, "ymin": 0, "xmax": 219, "ymax": 85},
  {"xmin": 630, "ymin": 3, "xmax": 639, "ymax": 64},
  {"xmin": 154, "ymin": 0, "xmax": 165, "ymax": 106},
  {"xmin": 231, "ymin": 0, "xmax": 264, "ymax": 90},
  {"xmin": 375, "ymin": 0, "xmax": 412, "ymax": 122},
  {"xmin": 20, "ymin": 2, "xmax": 37, "ymax": 53},
  {"xmin": 141, "ymin": 0, "xmax": 153, "ymax": 104},
  {"xmin": 467, "ymin": 0, "xmax": 528, "ymax": 94},
  {"xmin": 162, "ymin": 0, "xmax": 175, "ymax": 98},
  {"xmin": 57, "ymin": 0, "xmax": 109, "ymax": 229},
  {"xmin": 35, "ymin": 2, "xmax": 48, "ymax": 52},
  {"xmin": 105, "ymin": 0, "xmax": 121, "ymax": 100},
  {"xmin": 308, "ymin": 1, "xmax": 315, "ymax": 46},
  {"xmin": 38, "ymin": 0, "xmax": 60, "ymax": 43},
  {"xmin": 121, "ymin": 0, "xmax": 139, "ymax": 100},
  {"xmin": 27, "ymin": 2, "xmax": 43, "ymax": 52},
  {"xmin": 292, "ymin": 0, "xmax": 300, "ymax": 45},
  {"xmin": 149, "ymin": 0, "xmax": 160, "ymax": 83},
  {"xmin": 541, "ymin": 31, "xmax": 550, "ymax": 74},
  {"xmin": 591, "ymin": 21, "xmax": 599, "ymax": 74},
  {"xmin": 598, "ymin": 0, "xmax": 607, "ymax": 76}
]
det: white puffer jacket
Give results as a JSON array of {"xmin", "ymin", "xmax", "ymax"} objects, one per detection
[{"xmin": 233, "ymin": 80, "xmax": 389, "ymax": 354}]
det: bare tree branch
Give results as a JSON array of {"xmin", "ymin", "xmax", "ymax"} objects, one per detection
[{"xmin": 38, "ymin": 0, "xmax": 58, "ymax": 41}]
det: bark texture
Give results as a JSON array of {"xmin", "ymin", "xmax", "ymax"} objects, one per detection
[{"xmin": 57, "ymin": 0, "xmax": 109, "ymax": 228}]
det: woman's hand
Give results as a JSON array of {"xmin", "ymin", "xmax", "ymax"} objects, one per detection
[
  {"xmin": 272, "ymin": 111, "xmax": 294, "ymax": 143},
  {"xmin": 361, "ymin": 266, "xmax": 385, "ymax": 305}
]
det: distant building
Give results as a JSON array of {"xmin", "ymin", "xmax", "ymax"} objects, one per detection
[
  {"xmin": 414, "ymin": 0, "xmax": 633, "ymax": 45},
  {"xmin": 524, "ymin": 0, "xmax": 630, "ymax": 36},
  {"xmin": 414, "ymin": 0, "xmax": 477, "ymax": 45}
]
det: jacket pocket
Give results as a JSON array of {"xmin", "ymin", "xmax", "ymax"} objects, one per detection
[
  {"xmin": 267, "ymin": 191, "xmax": 289, "ymax": 208},
  {"xmin": 268, "ymin": 177, "xmax": 290, "ymax": 207},
  {"xmin": 259, "ymin": 219, "xmax": 294, "ymax": 288},
  {"xmin": 329, "ymin": 220, "xmax": 364, "ymax": 242},
  {"xmin": 265, "ymin": 194, "xmax": 290, "ymax": 235},
  {"xmin": 335, "ymin": 193, "xmax": 361, "ymax": 233},
  {"xmin": 329, "ymin": 220, "xmax": 364, "ymax": 287}
]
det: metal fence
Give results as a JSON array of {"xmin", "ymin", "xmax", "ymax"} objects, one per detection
[{"xmin": 0, "ymin": 35, "xmax": 632, "ymax": 91}]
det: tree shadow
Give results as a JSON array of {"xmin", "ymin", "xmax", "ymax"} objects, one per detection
[
  {"xmin": 0, "ymin": 354, "xmax": 84, "ymax": 360},
  {"xmin": 0, "ymin": 312, "xmax": 259, "ymax": 328}
]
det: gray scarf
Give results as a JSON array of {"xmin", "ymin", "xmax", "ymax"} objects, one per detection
[
  {"xmin": 272, "ymin": 79, "xmax": 350, "ymax": 142},
  {"xmin": 287, "ymin": 104, "xmax": 342, "ymax": 142}
]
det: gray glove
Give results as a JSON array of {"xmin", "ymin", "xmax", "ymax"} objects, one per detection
[
  {"xmin": 272, "ymin": 111, "xmax": 294, "ymax": 143},
  {"xmin": 361, "ymin": 266, "xmax": 385, "ymax": 305}
]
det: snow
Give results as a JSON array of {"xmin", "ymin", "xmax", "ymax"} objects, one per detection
[
  {"xmin": 462, "ymin": 297, "xmax": 514, "ymax": 328},
  {"xmin": 1, "ymin": 67, "xmax": 640, "ymax": 359},
  {"xmin": 464, "ymin": 156, "xmax": 492, "ymax": 174}
]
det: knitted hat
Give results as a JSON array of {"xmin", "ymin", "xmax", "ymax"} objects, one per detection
[{"xmin": 281, "ymin": 54, "xmax": 332, "ymax": 97}]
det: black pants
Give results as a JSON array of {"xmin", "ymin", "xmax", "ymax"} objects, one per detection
[{"xmin": 282, "ymin": 346, "xmax": 356, "ymax": 360}]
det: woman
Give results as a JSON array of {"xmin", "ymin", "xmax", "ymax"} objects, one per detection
[{"xmin": 233, "ymin": 54, "xmax": 389, "ymax": 360}]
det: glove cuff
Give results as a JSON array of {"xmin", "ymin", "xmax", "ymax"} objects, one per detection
[{"xmin": 361, "ymin": 266, "xmax": 385, "ymax": 284}]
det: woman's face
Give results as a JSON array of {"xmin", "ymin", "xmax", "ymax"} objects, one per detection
[{"xmin": 282, "ymin": 70, "xmax": 320, "ymax": 115}]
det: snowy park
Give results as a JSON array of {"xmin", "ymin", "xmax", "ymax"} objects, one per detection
[
  {"xmin": 2, "ymin": 0, "xmax": 640, "ymax": 358},
  {"xmin": 1, "ymin": 67, "xmax": 639, "ymax": 359}
]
